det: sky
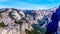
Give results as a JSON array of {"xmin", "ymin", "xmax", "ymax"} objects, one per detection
[{"xmin": 0, "ymin": 0, "xmax": 60, "ymax": 10}]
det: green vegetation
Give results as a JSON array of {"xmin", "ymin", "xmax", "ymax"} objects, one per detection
[
  {"xmin": 14, "ymin": 17, "xmax": 28, "ymax": 24},
  {"xmin": 25, "ymin": 29, "xmax": 41, "ymax": 34},
  {"xmin": 14, "ymin": 20, "xmax": 23, "ymax": 25},
  {"xmin": 25, "ymin": 16, "xmax": 46, "ymax": 34},
  {"xmin": 31, "ymin": 24, "xmax": 46, "ymax": 34},
  {"xmin": 8, "ymin": 11, "xmax": 14, "ymax": 19},
  {"xmin": 0, "ymin": 22, "xmax": 8, "ymax": 27},
  {"xmin": 19, "ymin": 14, "xmax": 23, "ymax": 17},
  {"xmin": 21, "ymin": 17, "xmax": 28, "ymax": 23},
  {"xmin": 26, "ymin": 23, "xmax": 46, "ymax": 34},
  {"xmin": 0, "ymin": 12, "xmax": 2, "ymax": 18},
  {"xmin": 8, "ymin": 12, "xmax": 12, "ymax": 18},
  {"xmin": 0, "ymin": 11, "xmax": 5, "ymax": 18},
  {"xmin": 37, "ymin": 15, "xmax": 48, "ymax": 27},
  {"xmin": 25, "ymin": 28, "xmax": 46, "ymax": 34}
]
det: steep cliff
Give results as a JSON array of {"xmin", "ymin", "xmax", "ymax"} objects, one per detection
[{"xmin": 0, "ymin": 8, "xmax": 56, "ymax": 34}]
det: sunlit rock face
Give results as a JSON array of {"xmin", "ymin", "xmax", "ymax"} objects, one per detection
[
  {"xmin": 0, "ymin": 8, "xmax": 33, "ymax": 34},
  {"xmin": 2, "ymin": 12, "xmax": 14, "ymax": 25},
  {"xmin": 11, "ymin": 10, "xmax": 22, "ymax": 21},
  {"xmin": 0, "ymin": 7, "xmax": 57, "ymax": 34},
  {"xmin": 0, "ymin": 25, "xmax": 20, "ymax": 34},
  {"xmin": 19, "ymin": 10, "xmax": 25, "ymax": 17},
  {"xmin": 58, "ymin": 21, "xmax": 60, "ymax": 27}
]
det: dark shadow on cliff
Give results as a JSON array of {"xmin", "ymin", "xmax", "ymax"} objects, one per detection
[{"xmin": 45, "ymin": 6, "xmax": 60, "ymax": 34}]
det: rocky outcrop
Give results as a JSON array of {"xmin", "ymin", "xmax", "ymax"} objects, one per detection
[{"xmin": 0, "ymin": 8, "xmax": 57, "ymax": 34}]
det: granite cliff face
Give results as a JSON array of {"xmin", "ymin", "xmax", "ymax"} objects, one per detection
[{"xmin": 0, "ymin": 8, "xmax": 57, "ymax": 34}]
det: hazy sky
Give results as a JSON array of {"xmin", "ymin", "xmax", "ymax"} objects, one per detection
[{"xmin": 0, "ymin": 0, "xmax": 60, "ymax": 10}]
